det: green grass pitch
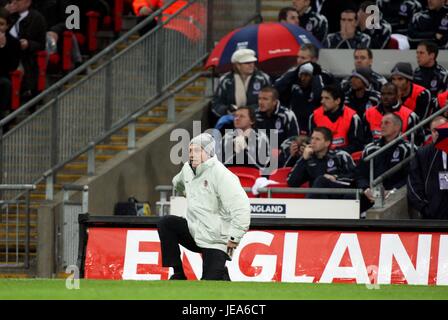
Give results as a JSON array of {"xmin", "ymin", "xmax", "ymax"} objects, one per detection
[{"xmin": 0, "ymin": 279, "xmax": 448, "ymax": 300}]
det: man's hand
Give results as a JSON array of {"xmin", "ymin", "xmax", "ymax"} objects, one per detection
[
  {"xmin": 47, "ymin": 31, "xmax": 59, "ymax": 43},
  {"xmin": 289, "ymin": 141, "xmax": 299, "ymax": 157},
  {"xmin": 227, "ymin": 240, "xmax": 238, "ymax": 258},
  {"xmin": 19, "ymin": 39, "xmax": 29, "ymax": 50},
  {"xmin": 323, "ymin": 174, "xmax": 337, "ymax": 182},
  {"xmin": 364, "ymin": 188, "xmax": 375, "ymax": 203},
  {"xmin": 0, "ymin": 32, "xmax": 6, "ymax": 48},
  {"xmin": 139, "ymin": 6, "xmax": 153, "ymax": 16},
  {"xmin": 302, "ymin": 144, "xmax": 314, "ymax": 160}
]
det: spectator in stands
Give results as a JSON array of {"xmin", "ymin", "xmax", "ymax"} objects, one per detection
[
  {"xmin": 317, "ymin": 0, "xmax": 362, "ymax": 34},
  {"xmin": 255, "ymin": 86, "xmax": 300, "ymax": 149},
  {"xmin": 285, "ymin": 62, "xmax": 323, "ymax": 135},
  {"xmin": 287, "ymin": 126, "xmax": 356, "ymax": 197},
  {"xmin": 344, "ymin": 67, "xmax": 381, "ymax": 118},
  {"xmin": 408, "ymin": 116, "xmax": 448, "ymax": 219},
  {"xmin": 296, "ymin": 44, "xmax": 334, "ymax": 86},
  {"xmin": 0, "ymin": 7, "xmax": 20, "ymax": 119},
  {"xmin": 356, "ymin": 113, "xmax": 415, "ymax": 213},
  {"xmin": 5, "ymin": 0, "xmax": 46, "ymax": 101},
  {"xmin": 341, "ymin": 48, "xmax": 388, "ymax": 94},
  {"xmin": 278, "ymin": 134, "xmax": 309, "ymax": 167},
  {"xmin": 132, "ymin": 0, "xmax": 161, "ymax": 34},
  {"xmin": 408, "ymin": 0, "xmax": 448, "ymax": 48},
  {"xmin": 278, "ymin": 6, "xmax": 299, "ymax": 25},
  {"xmin": 275, "ymin": 44, "xmax": 334, "ymax": 107},
  {"xmin": 364, "ymin": 82, "xmax": 422, "ymax": 143},
  {"xmin": 210, "ymin": 48, "xmax": 271, "ymax": 131},
  {"xmin": 323, "ymin": 9, "xmax": 371, "ymax": 49},
  {"xmin": 159, "ymin": 133, "xmax": 250, "ymax": 280},
  {"xmin": 414, "ymin": 40, "xmax": 448, "ymax": 98},
  {"xmin": 357, "ymin": 1, "xmax": 392, "ymax": 49},
  {"xmin": 32, "ymin": 0, "xmax": 70, "ymax": 48},
  {"xmin": 391, "ymin": 62, "xmax": 433, "ymax": 121},
  {"xmin": 292, "ymin": 0, "xmax": 328, "ymax": 42},
  {"xmin": 377, "ymin": 0, "xmax": 423, "ymax": 34},
  {"xmin": 218, "ymin": 106, "xmax": 270, "ymax": 172},
  {"xmin": 309, "ymin": 84, "xmax": 365, "ymax": 154}
]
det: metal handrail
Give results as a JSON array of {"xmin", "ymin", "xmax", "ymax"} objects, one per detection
[
  {"xmin": 363, "ymin": 103, "xmax": 448, "ymax": 207},
  {"xmin": 156, "ymin": 185, "xmax": 362, "ymax": 197},
  {"xmin": 364, "ymin": 104, "xmax": 448, "ymax": 162},
  {"xmin": 42, "ymin": 69, "xmax": 209, "ymax": 182},
  {"xmin": 0, "ymin": 184, "xmax": 36, "ymax": 190},
  {"xmin": 0, "ymin": 0, "xmax": 178, "ymax": 128}
]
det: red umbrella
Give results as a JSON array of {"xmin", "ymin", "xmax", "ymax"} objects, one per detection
[
  {"xmin": 435, "ymin": 122, "xmax": 448, "ymax": 153},
  {"xmin": 205, "ymin": 22, "xmax": 322, "ymax": 76}
]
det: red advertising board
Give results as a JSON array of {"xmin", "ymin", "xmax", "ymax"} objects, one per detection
[{"xmin": 84, "ymin": 227, "xmax": 448, "ymax": 285}]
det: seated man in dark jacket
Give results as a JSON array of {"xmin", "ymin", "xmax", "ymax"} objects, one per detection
[
  {"xmin": 356, "ymin": 113, "xmax": 415, "ymax": 213},
  {"xmin": 408, "ymin": 116, "xmax": 448, "ymax": 219},
  {"xmin": 287, "ymin": 126, "xmax": 356, "ymax": 198}
]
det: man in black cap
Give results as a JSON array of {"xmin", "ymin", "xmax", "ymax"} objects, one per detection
[
  {"xmin": 414, "ymin": 40, "xmax": 448, "ymax": 98},
  {"xmin": 391, "ymin": 62, "xmax": 433, "ymax": 121},
  {"xmin": 344, "ymin": 67, "xmax": 381, "ymax": 118}
]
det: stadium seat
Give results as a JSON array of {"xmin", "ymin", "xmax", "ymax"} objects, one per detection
[
  {"xmin": 86, "ymin": 11, "xmax": 100, "ymax": 53},
  {"xmin": 10, "ymin": 70, "xmax": 23, "ymax": 110},
  {"xmin": 386, "ymin": 37, "xmax": 399, "ymax": 49},
  {"xmin": 228, "ymin": 166, "xmax": 260, "ymax": 197},
  {"xmin": 269, "ymin": 167, "xmax": 292, "ymax": 183},
  {"xmin": 113, "ymin": 0, "xmax": 124, "ymax": 34},
  {"xmin": 37, "ymin": 51, "xmax": 48, "ymax": 92},
  {"xmin": 351, "ymin": 151, "xmax": 363, "ymax": 165}
]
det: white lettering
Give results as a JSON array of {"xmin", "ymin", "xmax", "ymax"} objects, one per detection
[
  {"xmin": 378, "ymin": 234, "xmax": 431, "ymax": 285},
  {"xmin": 123, "ymin": 230, "xmax": 161, "ymax": 280},
  {"xmin": 320, "ymin": 234, "xmax": 369, "ymax": 284},
  {"xmin": 281, "ymin": 233, "xmax": 314, "ymax": 283},
  {"xmin": 227, "ymin": 231, "xmax": 277, "ymax": 281}
]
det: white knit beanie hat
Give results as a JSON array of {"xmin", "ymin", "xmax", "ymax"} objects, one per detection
[{"xmin": 189, "ymin": 133, "xmax": 216, "ymax": 157}]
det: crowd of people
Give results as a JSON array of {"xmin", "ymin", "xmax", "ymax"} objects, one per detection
[
  {"xmin": 208, "ymin": 0, "xmax": 448, "ymax": 219},
  {"xmin": 0, "ymin": 0, "xmax": 112, "ymax": 120}
]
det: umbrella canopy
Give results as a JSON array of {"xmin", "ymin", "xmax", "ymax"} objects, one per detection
[
  {"xmin": 435, "ymin": 122, "xmax": 448, "ymax": 153},
  {"xmin": 205, "ymin": 22, "xmax": 322, "ymax": 76}
]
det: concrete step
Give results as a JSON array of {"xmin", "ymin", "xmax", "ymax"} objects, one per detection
[
  {"xmin": 120, "ymin": 126, "xmax": 157, "ymax": 134},
  {"xmin": 95, "ymin": 144, "xmax": 128, "ymax": 152},
  {"xmin": 77, "ymin": 154, "xmax": 114, "ymax": 162},
  {"xmin": 137, "ymin": 116, "xmax": 167, "ymax": 124},
  {"xmin": 0, "ymin": 273, "xmax": 31, "ymax": 278},
  {"xmin": 56, "ymin": 174, "xmax": 83, "ymax": 184}
]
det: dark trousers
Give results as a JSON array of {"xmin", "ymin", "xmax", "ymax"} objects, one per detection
[
  {"xmin": 157, "ymin": 215, "xmax": 230, "ymax": 281},
  {"xmin": 0, "ymin": 76, "xmax": 11, "ymax": 115}
]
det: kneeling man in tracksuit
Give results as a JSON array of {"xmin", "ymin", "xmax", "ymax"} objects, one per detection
[{"xmin": 158, "ymin": 133, "xmax": 251, "ymax": 280}]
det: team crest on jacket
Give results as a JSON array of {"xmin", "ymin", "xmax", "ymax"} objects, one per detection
[
  {"xmin": 400, "ymin": 4, "xmax": 407, "ymax": 12},
  {"xmin": 306, "ymin": 22, "xmax": 313, "ymax": 31},
  {"xmin": 442, "ymin": 18, "xmax": 448, "ymax": 27},
  {"xmin": 275, "ymin": 119, "xmax": 282, "ymax": 130},
  {"xmin": 431, "ymin": 80, "xmax": 438, "ymax": 88},
  {"xmin": 254, "ymin": 82, "xmax": 261, "ymax": 91},
  {"xmin": 204, "ymin": 180, "xmax": 208, "ymax": 187},
  {"xmin": 327, "ymin": 159, "xmax": 335, "ymax": 168}
]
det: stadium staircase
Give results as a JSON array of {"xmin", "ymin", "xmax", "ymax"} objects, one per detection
[
  {"xmin": 0, "ymin": 13, "xmax": 209, "ymax": 277},
  {"xmin": 1, "ymin": 0, "xmax": 261, "ymax": 277}
]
